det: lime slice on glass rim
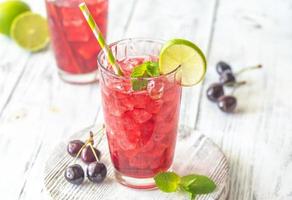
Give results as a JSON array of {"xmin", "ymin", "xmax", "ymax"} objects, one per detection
[
  {"xmin": 11, "ymin": 12, "xmax": 50, "ymax": 52},
  {"xmin": 159, "ymin": 39, "xmax": 207, "ymax": 86}
]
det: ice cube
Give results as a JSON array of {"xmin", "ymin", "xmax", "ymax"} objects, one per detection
[
  {"xmin": 147, "ymin": 79, "xmax": 164, "ymax": 100},
  {"xmin": 130, "ymin": 109, "xmax": 152, "ymax": 124},
  {"xmin": 62, "ymin": 18, "xmax": 83, "ymax": 27},
  {"xmin": 64, "ymin": 24, "xmax": 91, "ymax": 42},
  {"xmin": 118, "ymin": 137, "xmax": 137, "ymax": 151},
  {"xmin": 132, "ymin": 91, "xmax": 149, "ymax": 109},
  {"xmin": 111, "ymin": 80, "xmax": 132, "ymax": 93},
  {"xmin": 121, "ymin": 114, "xmax": 140, "ymax": 131},
  {"xmin": 125, "ymin": 129, "xmax": 141, "ymax": 144},
  {"xmin": 104, "ymin": 115, "xmax": 124, "ymax": 135},
  {"xmin": 56, "ymin": 0, "xmax": 79, "ymax": 7},
  {"xmin": 104, "ymin": 91, "xmax": 136, "ymax": 117},
  {"xmin": 75, "ymin": 38, "xmax": 99, "ymax": 60},
  {"xmin": 140, "ymin": 120, "xmax": 154, "ymax": 145},
  {"xmin": 145, "ymin": 99, "xmax": 163, "ymax": 114},
  {"xmin": 89, "ymin": 2, "xmax": 107, "ymax": 16},
  {"xmin": 119, "ymin": 96, "xmax": 135, "ymax": 111},
  {"xmin": 61, "ymin": 7, "xmax": 83, "ymax": 26},
  {"xmin": 120, "ymin": 58, "xmax": 140, "ymax": 73},
  {"xmin": 114, "ymin": 90, "xmax": 130, "ymax": 99},
  {"xmin": 107, "ymin": 99, "xmax": 128, "ymax": 117},
  {"xmin": 60, "ymin": 8, "xmax": 91, "ymax": 42}
]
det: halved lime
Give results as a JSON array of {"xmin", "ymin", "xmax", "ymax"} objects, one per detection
[
  {"xmin": 11, "ymin": 12, "xmax": 50, "ymax": 52},
  {"xmin": 0, "ymin": 0, "xmax": 31, "ymax": 36},
  {"xmin": 159, "ymin": 39, "xmax": 207, "ymax": 86}
]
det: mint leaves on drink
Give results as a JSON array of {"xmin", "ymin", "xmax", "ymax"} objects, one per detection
[
  {"xmin": 154, "ymin": 172, "xmax": 216, "ymax": 200},
  {"xmin": 130, "ymin": 61, "xmax": 160, "ymax": 91}
]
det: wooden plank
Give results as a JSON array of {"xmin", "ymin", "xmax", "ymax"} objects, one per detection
[
  {"xmin": 0, "ymin": 39, "xmax": 30, "ymax": 117},
  {"xmin": 0, "ymin": 0, "xmax": 48, "ymax": 117},
  {"xmin": 196, "ymin": 0, "xmax": 292, "ymax": 199}
]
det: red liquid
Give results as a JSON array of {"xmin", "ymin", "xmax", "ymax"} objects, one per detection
[
  {"xmin": 100, "ymin": 57, "xmax": 182, "ymax": 178},
  {"xmin": 46, "ymin": 0, "xmax": 108, "ymax": 74}
]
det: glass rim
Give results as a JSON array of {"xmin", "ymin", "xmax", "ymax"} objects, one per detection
[{"xmin": 97, "ymin": 38, "xmax": 179, "ymax": 81}]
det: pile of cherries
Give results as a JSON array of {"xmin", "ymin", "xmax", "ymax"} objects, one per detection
[
  {"xmin": 207, "ymin": 61, "xmax": 261, "ymax": 113},
  {"xmin": 64, "ymin": 129, "xmax": 107, "ymax": 185}
]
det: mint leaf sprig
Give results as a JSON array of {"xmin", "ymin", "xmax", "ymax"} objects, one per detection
[
  {"xmin": 130, "ymin": 61, "xmax": 160, "ymax": 91},
  {"xmin": 154, "ymin": 172, "xmax": 216, "ymax": 200}
]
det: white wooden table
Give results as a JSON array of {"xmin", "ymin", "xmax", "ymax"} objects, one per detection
[{"xmin": 0, "ymin": 0, "xmax": 292, "ymax": 199}]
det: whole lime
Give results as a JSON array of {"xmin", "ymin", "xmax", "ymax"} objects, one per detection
[{"xmin": 0, "ymin": 0, "xmax": 31, "ymax": 36}]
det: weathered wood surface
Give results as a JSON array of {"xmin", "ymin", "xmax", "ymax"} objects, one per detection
[
  {"xmin": 44, "ymin": 126, "xmax": 229, "ymax": 200},
  {"xmin": 0, "ymin": 0, "xmax": 292, "ymax": 199}
]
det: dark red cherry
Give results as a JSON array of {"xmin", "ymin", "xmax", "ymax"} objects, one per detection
[
  {"xmin": 220, "ymin": 71, "xmax": 236, "ymax": 86},
  {"xmin": 64, "ymin": 164, "xmax": 84, "ymax": 185},
  {"xmin": 207, "ymin": 83, "xmax": 224, "ymax": 102},
  {"xmin": 67, "ymin": 140, "xmax": 85, "ymax": 157},
  {"xmin": 81, "ymin": 146, "xmax": 101, "ymax": 164},
  {"xmin": 216, "ymin": 61, "xmax": 232, "ymax": 75},
  {"xmin": 87, "ymin": 162, "xmax": 107, "ymax": 183},
  {"xmin": 217, "ymin": 96, "xmax": 237, "ymax": 113}
]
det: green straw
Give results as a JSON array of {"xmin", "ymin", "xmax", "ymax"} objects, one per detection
[{"xmin": 79, "ymin": 3, "xmax": 123, "ymax": 76}]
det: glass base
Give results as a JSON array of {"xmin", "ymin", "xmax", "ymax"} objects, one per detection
[
  {"xmin": 115, "ymin": 170, "xmax": 157, "ymax": 190},
  {"xmin": 58, "ymin": 69, "xmax": 98, "ymax": 84}
]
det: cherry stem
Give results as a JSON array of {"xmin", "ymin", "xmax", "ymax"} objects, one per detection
[
  {"xmin": 90, "ymin": 124, "xmax": 105, "ymax": 138},
  {"xmin": 72, "ymin": 125, "xmax": 105, "ymax": 164},
  {"xmin": 73, "ymin": 141, "xmax": 89, "ymax": 164},
  {"xmin": 89, "ymin": 143, "xmax": 100, "ymax": 162},
  {"xmin": 235, "ymin": 64, "xmax": 262, "ymax": 76},
  {"xmin": 91, "ymin": 124, "xmax": 105, "ymax": 146},
  {"xmin": 234, "ymin": 81, "xmax": 246, "ymax": 87},
  {"xmin": 231, "ymin": 81, "xmax": 247, "ymax": 95},
  {"xmin": 87, "ymin": 131, "xmax": 94, "ymax": 145}
]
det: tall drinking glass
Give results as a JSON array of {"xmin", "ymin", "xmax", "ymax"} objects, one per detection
[
  {"xmin": 98, "ymin": 38, "xmax": 182, "ymax": 189},
  {"xmin": 45, "ymin": 0, "xmax": 108, "ymax": 84}
]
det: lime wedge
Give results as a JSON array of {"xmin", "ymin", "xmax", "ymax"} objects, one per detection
[
  {"xmin": 159, "ymin": 39, "xmax": 207, "ymax": 86},
  {"xmin": 11, "ymin": 12, "xmax": 50, "ymax": 52},
  {"xmin": 0, "ymin": 0, "xmax": 31, "ymax": 36}
]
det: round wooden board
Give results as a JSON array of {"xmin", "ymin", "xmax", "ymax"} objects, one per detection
[{"xmin": 44, "ymin": 125, "xmax": 230, "ymax": 200}]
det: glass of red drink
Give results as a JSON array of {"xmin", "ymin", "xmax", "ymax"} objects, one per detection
[
  {"xmin": 98, "ymin": 38, "xmax": 182, "ymax": 189},
  {"xmin": 45, "ymin": 0, "xmax": 108, "ymax": 84}
]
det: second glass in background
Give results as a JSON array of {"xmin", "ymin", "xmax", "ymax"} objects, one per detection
[{"xmin": 45, "ymin": 0, "xmax": 108, "ymax": 84}]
